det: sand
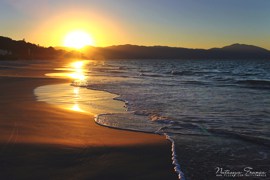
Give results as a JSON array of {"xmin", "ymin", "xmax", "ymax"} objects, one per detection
[{"xmin": 0, "ymin": 63, "xmax": 177, "ymax": 179}]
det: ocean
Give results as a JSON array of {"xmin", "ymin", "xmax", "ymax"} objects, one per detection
[
  {"xmin": 23, "ymin": 59, "xmax": 270, "ymax": 179},
  {"xmin": 77, "ymin": 59, "xmax": 270, "ymax": 179}
]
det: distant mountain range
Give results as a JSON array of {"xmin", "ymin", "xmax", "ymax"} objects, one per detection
[
  {"xmin": 84, "ymin": 44, "xmax": 270, "ymax": 60},
  {"xmin": 1, "ymin": 36, "xmax": 270, "ymax": 60}
]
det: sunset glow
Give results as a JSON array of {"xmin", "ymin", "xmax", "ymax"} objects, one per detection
[
  {"xmin": 64, "ymin": 31, "xmax": 94, "ymax": 49},
  {"xmin": 1, "ymin": 0, "xmax": 270, "ymax": 49}
]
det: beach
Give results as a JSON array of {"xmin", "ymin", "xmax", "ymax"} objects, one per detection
[
  {"xmin": 1, "ymin": 0, "xmax": 270, "ymax": 178},
  {"xmin": 0, "ymin": 61, "xmax": 177, "ymax": 180}
]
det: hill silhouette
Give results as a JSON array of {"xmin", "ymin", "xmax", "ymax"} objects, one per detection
[
  {"xmin": 208, "ymin": 43, "xmax": 270, "ymax": 59},
  {"xmin": 0, "ymin": 36, "xmax": 80, "ymax": 60},
  {"xmin": 1, "ymin": 36, "xmax": 270, "ymax": 60},
  {"xmin": 85, "ymin": 44, "xmax": 270, "ymax": 60}
]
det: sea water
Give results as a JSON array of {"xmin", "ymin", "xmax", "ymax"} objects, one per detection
[{"xmin": 77, "ymin": 59, "xmax": 270, "ymax": 179}]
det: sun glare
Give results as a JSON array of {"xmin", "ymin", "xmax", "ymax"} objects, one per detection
[
  {"xmin": 64, "ymin": 30, "xmax": 94, "ymax": 49},
  {"xmin": 68, "ymin": 61, "xmax": 87, "ymax": 81}
]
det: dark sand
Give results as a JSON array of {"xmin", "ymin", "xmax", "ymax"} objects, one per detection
[{"xmin": 0, "ymin": 67, "xmax": 177, "ymax": 179}]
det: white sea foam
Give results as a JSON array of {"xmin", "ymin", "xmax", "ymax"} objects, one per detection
[
  {"xmin": 95, "ymin": 112, "xmax": 185, "ymax": 180},
  {"xmin": 164, "ymin": 133, "xmax": 185, "ymax": 180}
]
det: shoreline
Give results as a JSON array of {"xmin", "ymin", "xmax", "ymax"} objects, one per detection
[
  {"xmin": 0, "ymin": 62, "xmax": 178, "ymax": 179},
  {"xmin": 95, "ymin": 116, "xmax": 184, "ymax": 180}
]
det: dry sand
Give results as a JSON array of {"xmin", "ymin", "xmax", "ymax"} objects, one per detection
[{"xmin": 0, "ymin": 63, "xmax": 177, "ymax": 180}]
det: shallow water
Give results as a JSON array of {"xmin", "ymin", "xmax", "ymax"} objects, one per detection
[{"xmin": 34, "ymin": 83, "xmax": 126, "ymax": 116}]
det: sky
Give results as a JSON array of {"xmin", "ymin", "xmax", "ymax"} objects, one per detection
[{"xmin": 0, "ymin": 0, "xmax": 270, "ymax": 49}]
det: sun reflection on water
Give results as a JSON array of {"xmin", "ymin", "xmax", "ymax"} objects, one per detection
[
  {"xmin": 35, "ymin": 83, "xmax": 126, "ymax": 115},
  {"xmin": 71, "ymin": 103, "xmax": 83, "ymax": 112},
  {"xmin": 73, "ymin": 87, "xmax": 80, "ymax": 96},
  {"xmin": 45, "ymin": 60, "xmax": 89, "ymax": 83},
  {"xmin": 72, "ymin": 61, "xmax": 84, "ymax": 69},
  {"xmin": 69, "ymin": 60, "xmax": 88, "ymax": 81},
  {"xmin": 44, "ymin": 60, "xmax": 90, "ymax": 112},
  {"xmin": 71, "ymin": 86, "xmax": 84, "ymax": 112},
  {"xmin": 38, "ymin": 60, "xmax": 126, "ymax": 114}
]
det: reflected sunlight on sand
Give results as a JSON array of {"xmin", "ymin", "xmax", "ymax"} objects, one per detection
[{"xmin": 36, "ymin": 60, "xmax": 126, "ymax": 115}]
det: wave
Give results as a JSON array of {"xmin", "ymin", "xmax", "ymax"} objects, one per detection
[
  {"xmin": 170, "ymin": 70, "xmax": 223, "ymax": 76},
  {"xmin": 237, "ymin": 73, "xmax": 260, "ymax": 77},
  {"xmin": 139, "ymin": 69, "xmax": 152, "ymax": 73},
  {"xmin": 107, "ymin": 70, "xmax": 126, "ymax": 74},
  {"xmin": 237, "ymin": 79, "xmax": 270, "ymax": 85},
  {"xmin": 133, "ymin": 111, "xmax": 176, "ymax": 124},
  {"xmin": 134, "ymin": 110, "xmax": 152, "ymax": 116},
  {"xmin": 95, "ymin": 113, "xmax": 185, "ymax": 180},
  {"xmin": 237, "ymin": 79, "xmax": 270, "ymax": 89},
  {"xmin": 208, "ymin": 129, "xmax": 270, "ymax": 148},
  {"xmin": 182, "ymin": 80, "xmax": 210, "ymax": 86},
  {"xmin": 170, "ymin": 70, "xmax": 194, "ymax": 76},
  {"xmin": 211, "ymin": 76, "xmax": 235, "ymax": 82},
  {"xmin": 71, "ymin": 80, "xmax": 89, "ymax": 87},
  {"xmin": 0, "ymin": 64, "xmax": 18, "ymax": 69},
  {"xmin": 118, "ymin": 66, "xmax": 132, "ymax": 70},
  {"xmin": 139, "ymin": 73, "xmax": 167, "ymax": 77},
  {"xmin": 164, "ymin": 133, "xmax": 186, "ymax": 180}
]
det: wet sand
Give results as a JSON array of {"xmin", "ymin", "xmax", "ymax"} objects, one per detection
[{"xmin": 0, "ymin": 64, "xmax": 177, "ymax": 179}]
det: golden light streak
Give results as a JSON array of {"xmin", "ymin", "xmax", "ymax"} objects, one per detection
[
  {"xmin": 71, "ymin": 103, "xmax": 83, "ymax": 112},
  {"xmin": 45, "ymin": 60, "xmax": 89, "ymax": 82},
  {"xmin": 68, "ymin": 60, "xmax": 88, "ymax": 81},
  {"xmin": 72, "ymin": 61, "xmax": 84, "ymax": 69},
  {"xmin": 73, "ymin": 87, "xmax": 80, "ymax": 97}
]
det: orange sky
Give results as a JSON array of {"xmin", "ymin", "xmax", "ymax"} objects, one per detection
[
  {"xmin": 29, "ymin": 7, "xmax": 128, "ymax": 47},
  {"xmin": 1, "ymin": 0, "xmax": 270, "ymax": 49}
]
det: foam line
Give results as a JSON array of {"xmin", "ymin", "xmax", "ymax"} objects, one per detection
[
  {"xmin": 95, "ymin": 114, "xmax": 185, "ymax": 180},
  {"xmin": 164, "ymin": 133, "xmax": 185, "ymax": 180}
]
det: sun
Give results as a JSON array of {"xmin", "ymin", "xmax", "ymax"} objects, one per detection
[{"xmin": 64, "ymin": 30, "xmax": 94, "ymax": 49}]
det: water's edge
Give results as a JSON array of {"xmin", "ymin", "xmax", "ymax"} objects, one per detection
[
  {"xmin": 95, "ymin": 114, "xmax": 185, "ymax": 180},
  {"xmin": 92, "ymin": 87, "xmax": 185, "ymax": 180},
  {"xmin": 35, "ymin": 82, "xmax": 185, "ymax": 179}
]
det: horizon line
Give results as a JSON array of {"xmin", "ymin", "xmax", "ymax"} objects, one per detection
[
  {"xmin": 1, "ymin": 35, "xmax": 269, "ymax": 51},
  {"xmin": 56, "ymin": 43, "xmax": 270, "ymax": 51}
]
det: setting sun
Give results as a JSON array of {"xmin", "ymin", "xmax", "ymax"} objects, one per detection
[{"xmin": 64, "ymin": 30, "xmax": 94, "ymax": 49}]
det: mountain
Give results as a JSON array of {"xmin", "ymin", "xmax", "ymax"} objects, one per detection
[
  {"xmin": 1, "ymin": 36, "xmax": 270, "ymax": 60},
  {"xmin": 208, "ymin": 44, "xmax": 270, "ymax": 59},
  {"xmin": 83, "ymin": 45, "xmax": 205, "ymax": 59},
  {"xmin": 219, "ymin": 43, "xmax": 269, "ymax": 52},
  {"xmin": 0, "ymin": 36, "xmax": 79, "ymax": 60},
  {"xmin": 85, "ymin": 44, "xmax": 270, "ymax": 60}
]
